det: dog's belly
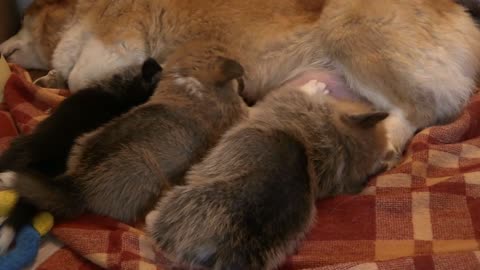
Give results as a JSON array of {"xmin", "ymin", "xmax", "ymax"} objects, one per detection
[{"xmin": 282, "ymin": 69, "xmax": 363, "ymax": 101}]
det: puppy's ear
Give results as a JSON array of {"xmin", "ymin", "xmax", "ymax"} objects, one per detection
[
  {"xmin": 214, "ymin": 57, "xmax": 244, "ymax": 86},
  {"xmin": 342, "ymin": 111, "xmax": 389, "ymax": 129},
  {"xmin": 142, "ymin": 58, "xmax": 162, "ymax": 83}
]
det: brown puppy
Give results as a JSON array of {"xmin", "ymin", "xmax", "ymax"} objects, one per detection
[
  {"xmin": 146, "ymin": 80, "xmax": 391, "ymax": 270},
  {"xmin": 9, "ymin": 41, "xmax": 248, "ymax": 223},
  {"xmin": 1, "ymin": 0, "xmax": 479, "ymax": 162}
]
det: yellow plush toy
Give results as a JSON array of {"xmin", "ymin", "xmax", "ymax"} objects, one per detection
[
  {"xmin": 0, "ymin": 54, "xmax": 11, "ymax": 103},
  {"xmin": 0, "ymin": 54, "xmax": 55, "ymax": 269},
  {"xmin": 0, "ymin": 189, "xmax": 54, "ymax": 270}
]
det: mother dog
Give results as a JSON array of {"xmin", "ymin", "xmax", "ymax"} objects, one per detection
[{"xmin": 1, "ymin": 0, "xmax": 480, "ymax": 161}]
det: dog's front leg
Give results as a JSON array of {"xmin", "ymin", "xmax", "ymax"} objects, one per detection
[
  {"xmin": 33, "ymin": 69, "xmax": 67, "ymax": 89},
  {"xmin": 51, "ymin": 23, "xmax": 89, "ymax": 86},
  {"xmin": 66, "ymin": 38, "xmax": 147, "ymax": 92}
]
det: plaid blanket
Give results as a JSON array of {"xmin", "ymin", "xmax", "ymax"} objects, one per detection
[{"xmin": 1, "ymin": 64, "xmax": 479, "ymax": 270}]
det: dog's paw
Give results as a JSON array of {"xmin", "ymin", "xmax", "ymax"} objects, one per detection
[
  {"xmin": 33, "ymin": 70, "xmax": 67, "ymax": 89},
  {"xmin": 0, "ymin": 225, "xmax": 15, "ymax": 255}
]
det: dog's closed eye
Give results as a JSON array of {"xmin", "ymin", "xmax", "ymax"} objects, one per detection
[{"xmin": 2, "ymin": 48, "xmax": 19, "ymax": 59}]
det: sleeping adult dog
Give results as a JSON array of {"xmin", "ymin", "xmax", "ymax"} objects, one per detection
[{"xmin": 1, "ymin": 0, "xmax": 479, "ymax": 162}]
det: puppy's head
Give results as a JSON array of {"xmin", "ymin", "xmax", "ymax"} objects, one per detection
[
  {"xmin": 160, "ymin": 41, "xmax": 245, "ymax": 98},
  {"xmin": 96, "ymin": 58, "xmax": 163, "ymax": 104},
  {"xmin": 330, "ymin": 100, "xmax": 392, "ymax": 193},
  {"xmin": 140, "ymin": 57, "xmax": 163, "ymax": 87}
]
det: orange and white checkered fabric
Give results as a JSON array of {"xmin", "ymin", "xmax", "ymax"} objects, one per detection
[{"xmin": 1, "ymin": 64, "xmax": 480, "ymax": 270}]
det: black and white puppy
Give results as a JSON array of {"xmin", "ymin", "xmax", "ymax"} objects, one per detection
[{"xmin": 0, "ymin": 58, "xmax": 162, "ymax": 254}]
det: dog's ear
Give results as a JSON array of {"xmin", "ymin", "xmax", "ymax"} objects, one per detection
[
  {"xmin": 213, "ymin": 57, "xmax": 244, "ymax": 86},
  {"xmin": 342, "ymin": 111, "xmax": 389, "ymax": 129},
  {"xmin": 142, "ymin": 58, "xmax": 162, "ymax": 84}
]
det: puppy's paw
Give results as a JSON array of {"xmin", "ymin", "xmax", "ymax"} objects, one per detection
[
  {"xmin": 299, "ymin": 80, "xmax": 328, "ymax": 96},
  {"xmin": 381, "ymin": 110, "xmax": 415, "ymax": 170},
  {"xmin": 383, "ymin": 141, "xmax": 402, "ymax": 170}
]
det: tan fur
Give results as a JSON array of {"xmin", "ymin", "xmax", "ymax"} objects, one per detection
[
  {"xmin": 2, "ymin": 0, "xmax": 479, "ymax": 156},
  {"xmin": 0, "ymin": 0, "xmax": 77, "ymax": 69},
  {"xmin": 24, "ymin": 0, "xmax": 78, "ymax": 62}
]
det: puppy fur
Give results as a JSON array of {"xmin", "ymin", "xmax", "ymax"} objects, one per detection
[
  {"xmin": 146, "ymin": 81, "xmax": 391, "ymax": 270},
  {"xmin": 0, "ymin": 58, "xmax": 161, "ymax": 175},
  {"xmin": 1, "ymin": 0, "xmax": 480, "ymax": 161},
  {"xmin": 0, "ymin": 57, "xmax": 161, "ymax": 254},
  {"xmin": 12, "ymin": 42, "xmax": 248, "ymax": 223},
  {"xmin": 457, "ymin": 0, "xmax": 480, "ymax": 19}
]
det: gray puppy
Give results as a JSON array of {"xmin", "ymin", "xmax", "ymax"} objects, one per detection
[
  {"xmin": 9, "ymin": 41, "xmax": 248, "ymax": 223},
  {"xmin": 146, "ymin": 80, "xmax": 393, "ymax": 270}
]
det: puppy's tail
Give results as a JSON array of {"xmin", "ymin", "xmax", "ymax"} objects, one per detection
[{"xmin": 13, "ymin": 172, "xmax": 85, "ymax": 219}]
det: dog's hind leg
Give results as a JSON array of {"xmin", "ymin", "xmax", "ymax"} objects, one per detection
[
  {"xmin": 318, "ymin": 1, "xmax": 480, "ymax": 162},
  {"xmin": 67, "ymin": 37, "xmax": 147, "ymax": 92}
]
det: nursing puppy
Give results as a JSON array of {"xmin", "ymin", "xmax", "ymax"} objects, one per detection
[
  {"xmin": 0, "ymin": 58, "xmax": 161, "ymax": 254},
  {"xmin": 146, "ymin": 80, "xmax": 392, "ymax": 270},
  {"xmin": 1, "ymin": 0, "xmax": 480, "ymax": 164},
  {"xmin": 7, "ymin": 42, "xmax": 248, "ymax": 224},
  {"xmin": 0, "ymin": 58, "xmax": 161, "ymax": 175}
]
